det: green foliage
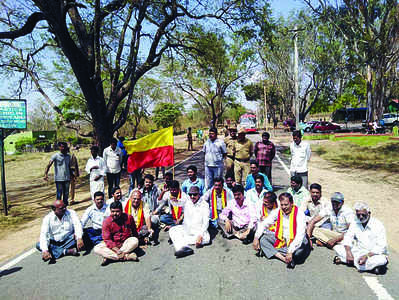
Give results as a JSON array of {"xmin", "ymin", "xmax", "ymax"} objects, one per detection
[
  {"xmin": 14, "ymin": 138, "xmax": 36, "ymax": 152},
  {"xmin": 65, "ymin": 136, "xmax": 91, "ymax": 146},
  {"xmin": 152, "ymin": 103, "xmax": 183, "ymax": 129}
]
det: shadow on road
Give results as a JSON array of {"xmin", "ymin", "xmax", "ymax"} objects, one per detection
[{"xmin": 0, "ymin": 267, "xmax": 22, "ymax": 278}]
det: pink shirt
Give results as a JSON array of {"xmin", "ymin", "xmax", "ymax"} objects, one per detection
[{"xmin": 219, "ymin": 197, "xmax": 256, "ymax": 229}]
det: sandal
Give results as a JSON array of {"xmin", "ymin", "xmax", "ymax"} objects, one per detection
[{"xmin": 333, "ymin": 256, "xmax": 342, "ymax": 265}]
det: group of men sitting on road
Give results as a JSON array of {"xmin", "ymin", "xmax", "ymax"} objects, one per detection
[{"xmin": 36, "ymin": 130, "xmax": 389, "ymax": 275}]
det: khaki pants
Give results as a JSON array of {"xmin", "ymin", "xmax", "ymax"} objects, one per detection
[
  {"xmin": 94, "ymin": 237, "xmax": 138, "ymax": 260},
  {"xmin": 234, "ymin": 160, "xmax": 250, "ymax": 185},
  {"xmin": 313, "ymin": 227, "xmax": 342, "ymax": 244},
  {"xmin": 224, "ymin": 157, "xmax": 234, "ymax": 176},
  {"xmin": 69, "ymin": 177, "xmax": 76, "ymax": 202}
]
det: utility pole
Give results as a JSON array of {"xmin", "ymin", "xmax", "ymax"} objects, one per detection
[
  {"xmin": 294, "ymin": 26, "xmax": 300, "ymax": 130},
  {"xmin": 263, "ymin": 83, "xmax": 267, "ymax": 130}
]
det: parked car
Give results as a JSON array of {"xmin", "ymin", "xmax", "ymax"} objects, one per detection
[
  {"xmin": 312, "ymin": 121, "xmax": 341, "ymax": 133},
  {"xmin": 301, "ymin": 121, "xmax": 318, "ymax": 132},
  {"xmin": 380, "ymin": 113, "xmax": 399, "ymax": 126}
]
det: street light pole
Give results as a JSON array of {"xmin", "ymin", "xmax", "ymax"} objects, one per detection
[{"xmin": 294, "ymin": 26, "xmax": 300, "ymax": 130}]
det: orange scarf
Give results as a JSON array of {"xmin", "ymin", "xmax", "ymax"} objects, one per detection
[
  {"xmin": 124, "ymin": 200, "xmax": 145, "ymax": 232},
  {"xmin": 171, "ymin": 190, "xmax": 183, "ymax": 221},
  {"xmin": 210, "ymin": 188, "xmax": 227, "ymax": 220},
  {"xmin": 263, "ymin": 203, "xmax": 277, "ymax": 231},
  {"xmin": 273, "ymin": 206, "xmax": 298, "ymax": 249}
]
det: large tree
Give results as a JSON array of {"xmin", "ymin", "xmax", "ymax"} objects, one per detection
[{"xmin": 0, "ymin": 0, "xmax": 264, "ymax": 151}]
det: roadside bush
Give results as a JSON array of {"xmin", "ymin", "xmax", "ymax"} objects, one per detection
[{"xmin": 15, "ymin": 138, "xmax": 36, "ymax": 152}]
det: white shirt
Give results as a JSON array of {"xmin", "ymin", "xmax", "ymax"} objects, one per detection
[
  {"xmin": 183, "ymin": 198, "xmax": 210, "ymax": 237},
  {"xmin": 319, "ymin": 204, "xmax": 354, "ymax": 233},
  {"xmin": 255, "ymin": 208, "xmax": 306, "ymax": 253},
  {"xmin": 105, "ymin": 197, "xmax": 128, "ymax": 216},
  {"xmin": 39, "ymin": 209, "xmax": 83, "ymax": 252},
  {"xmin": 202, "ymin": 188, "xmax": 234, "ymax": 211},
  {"xmin": 103, "ymin": 146, "xmax": 122, "ymax": 173},
  {"xmin": 254, "ymin": 202, "xmax": 278, "ymax": 223},
  {"xmin": 85, "ymin": 156, "xmax": 106, "ymax": 181},
  {"xmin": 81, "ymin": 203, "xmax": 108, "ymax": 230},
  {"xmin": 343, "ymin": 217, "xmax": 388, "ymax": 255},
  {"xmin": 245, "ymin": 188, "xmax": 267, "ymax": 206},
  {"xmin": 290, "ymin": 141, "xmax": 311, "ymax": 173}
]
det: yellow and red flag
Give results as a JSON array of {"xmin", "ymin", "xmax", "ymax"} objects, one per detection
[{"xmin": 125, "ymin": 127, "xmax": 174, "ymax": 173}]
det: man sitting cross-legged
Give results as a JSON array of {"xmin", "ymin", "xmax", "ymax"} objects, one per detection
[
  {"xmin": 94, "ymin": 201, "xmax": 139, "ymax": 266},
  {"xmin": 333, "ymin": 202, "xmax": 388, "ymax": 275},
  {"xmin": 124, "ymin": 189, "xmax": 156, "ymax": 245},
  {"xmin": 37, "ymin": 199, "xmax": 84, "ymax": 263},
  {"xmin": 159, "ymin": 180, "xmax": 189, "ymax": 230},
  {"xmin": 253, "ymin": 192, "xmax": 311, "ymax": 269},
  {"xmin": 81, "ymin": 191, "xmax": 108, "ymax": 250},
  {"xmin": 218, "ymin": 184, "xmax": 257, "ymax": 244},
  {"xmin": 307, "ymin": 192, "xmax": 354, "ymax": 249},
  {"xmin": 202, "ymin": 177, "xmax": 233, "ymax": 229},
  {"xmin": 169, "ymin": 186, "xmax": 210, "ymax": 258}
]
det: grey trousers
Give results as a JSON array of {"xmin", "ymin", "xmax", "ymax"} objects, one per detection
[{"xmin": 260, "ymin": 231, "xmax": 311, "ymax": 264}]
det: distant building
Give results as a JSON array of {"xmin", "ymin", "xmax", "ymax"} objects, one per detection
[{"xmin": 4, "ymin": 131, "xmax": 56, "ymax": 154}]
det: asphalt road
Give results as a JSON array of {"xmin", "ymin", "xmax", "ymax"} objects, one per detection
[{"xmin": 0, "ymin": 134, "xmax": 398, "ymax": 300}]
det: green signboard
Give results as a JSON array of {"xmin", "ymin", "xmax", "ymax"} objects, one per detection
[{"xmin": 0, "ymin": 99, "xmax": 27, "ymax": 129}]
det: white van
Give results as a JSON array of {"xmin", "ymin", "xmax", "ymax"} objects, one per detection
[{"xmin": 380, "ymin": 113, "xmax": 399, "ymax": 126}]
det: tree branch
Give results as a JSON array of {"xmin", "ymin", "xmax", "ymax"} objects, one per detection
[{"xmin": 0, "ymin": 12, "xmax": 46, "ymax": 39}]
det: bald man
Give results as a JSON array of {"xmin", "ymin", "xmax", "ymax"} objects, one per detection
[{"xmin": 37, "ymin": 200, "xmax": 84, "ymax": 263}]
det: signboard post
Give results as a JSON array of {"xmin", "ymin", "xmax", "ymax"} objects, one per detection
[{"xmin": 0, "ymin": 99, "xmax": 27, "ymax": 215}]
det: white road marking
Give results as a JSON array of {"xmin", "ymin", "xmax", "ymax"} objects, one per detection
[
  {"xmin": 363, "ymin": 276, "xmax": 394, "ymax": 300},
  {"xmin": 0, "ymin": 248, "xmax": 36, "ymax": 271},
  {"xmin": 275, "ymin": 152, "xmax": 291, "ymax": 176}
]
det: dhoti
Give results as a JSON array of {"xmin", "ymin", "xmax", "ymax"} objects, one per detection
[
  {"xmin": 90, "ymin": 179, "xmax": 105, "ymax": 200},
  {"xmin": 169, "ymin": 225, "xmax": 210, "ymax": 251},
  {"xmin": 334, "ymin": 244, "xmax": 388, "ymax": 271}
]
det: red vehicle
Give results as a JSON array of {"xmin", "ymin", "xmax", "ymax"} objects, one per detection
[
  {"xmin": 238, "ymin": 113, "xmax": 257, "ymax": 133},
  {"xmin": 312, "ymin": 121, "xmax": 341, "ymax": 133}
]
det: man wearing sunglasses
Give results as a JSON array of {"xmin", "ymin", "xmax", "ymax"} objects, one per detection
[
  {"xmin": 333, "ymin": 202, "xmax": 388, "ymax": 274},
  {"xmin": 169, "ymin": 186, "xmax": 210, "ymax": 258}
]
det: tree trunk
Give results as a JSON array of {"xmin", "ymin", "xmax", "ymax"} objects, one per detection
[{"xmin": 366, "ymin": 64, "xmax": 374, "ymax": 122}]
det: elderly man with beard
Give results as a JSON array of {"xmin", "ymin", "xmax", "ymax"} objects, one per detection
[
  {"xmin": 37, "ymin": 199, "xmax": 84, "ymax": 263},
  {"xmin": 124, "ymin": 189, "xmax": 156, "ymax": 245},
  {"xmin": 333, "ymin": 202, "xmax": 388, "ymax": 274},
  {"xmin": 253, "ymin": 193, "xmax": 310, "ymax": 269},
  {"xmin": 94, "ymin": 201, "xmax": 139, "ymax": 266},
  {"xmin": 169, "ymin": 186, "xmax": 210, "ymax": 258},
  {"xmin": 202, "ymin": 177, "xmax": 234, "ymax": 229}
]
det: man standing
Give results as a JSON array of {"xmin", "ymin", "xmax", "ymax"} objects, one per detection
[
  {"xmin": 224, "ymin": 128, "xmax": 237, "ymax": 176},
  {"xmin": 202, "ymin": 177, "xmax": 234, "ymax": 229},
  {"xmin": 124, "ymin": 190, "xmax": 156, "ymax": 244},
  {"xmin": 187, "ymin": 127, "xmax": 193, "ymax": 151},
  {"xmin": 254, "ymin": 132, "xmax": 276, "ymax": 184},
  {"xmin": 117, "ymin": 136, "xmax": 127, "ymax": 171},
  {"xmin": 85, "ymin": 145, "xmax": 106, "ymax": 200},
  {"xmin": 181, "ymin": 165, "xmax": 205, "ymax": 196},
  {"xmin": 103, "ymin": 138, "xmax": 122, "ymax": 198},
  {"xmin": 333, "ymin": 202, "xmax": 388, "ymax": 274},
  {"xmin": 307, "ymin": 192, "xmax": 354, "ymax": 249},
  {"xmin": 44, "ymin": 142, "xmax": 71, "ymax": 205},
  {"xmin": 37, "ymin": 199, "xmax": 84, "ymax": 263},
  {"xmin": 203, "ymin": 127, "xmax": 227, "ymax": 190},
  {"xmin": 81, "ymin": 191, "xmax": 108, "ymax": 249},
  {"xmin": 253, "ymin": 193, "xmax": 310, "ymax": 269},
  {"xmin": 218, "ymin": 184, "xmax": 257, "ymax": 244},
  {"xmin": 245, "ymin": 161, "xmax": 273, "ymax": 192},
  {"xmin": 94, "ymin": 201, "xmax": 139, "ymax": 266},
  {"xmin": 234, "ymin": 128, "xmax": 253, "ymax": 185},
  {"xmin": 169, "ymin": 186, "xmax": 210, "ymax": 258},
  {"xmin": 69, "ymin": 145, "xmax": 80, "ymax": 204},
  {"xmin": 290, "ymin": 130, "xmax": 311, "ymax": 189},
  {"xmin": 286, "ymin": 175, "xmax": 310, "ymax": 208}
]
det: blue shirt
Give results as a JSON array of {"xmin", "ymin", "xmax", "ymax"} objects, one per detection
[
  {"xmin": 203, "ymin": 138, "xmax": 226, "ymax": 167},
  {"xmin": 245, "ymin": 172, "xmax": 273, "ymax": 192},
  {"xmin": 117, "ymin": 140, "xmax": 127, "ymax": 156},
  {"xmin": 181, "ymin": 177, "xmax": 206, "ymax": 196}
]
